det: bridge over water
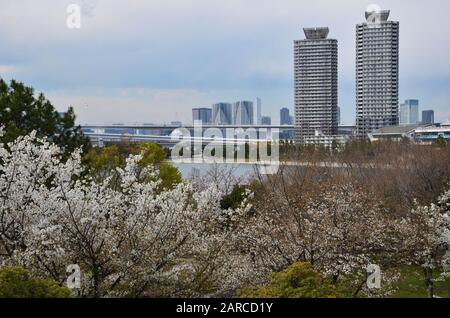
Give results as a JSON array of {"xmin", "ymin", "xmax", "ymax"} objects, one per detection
[{"xmin": 81, "ymin": 124, "xmax": 295, "ymax": 147}]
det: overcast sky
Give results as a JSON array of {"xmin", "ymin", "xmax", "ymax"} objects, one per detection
[{"xmin": 0, "ymin": 0, "xmax": 449, "ymax": 125}]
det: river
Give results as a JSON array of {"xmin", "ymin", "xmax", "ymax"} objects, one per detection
[{"xmin": 172, "ymin": 162, "xmax": 257, "ymax": 179}]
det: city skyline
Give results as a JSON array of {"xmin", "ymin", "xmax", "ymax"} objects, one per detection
[{"xmin": 0, "ymin": 1, "xmax": 449, "ymax": 125}]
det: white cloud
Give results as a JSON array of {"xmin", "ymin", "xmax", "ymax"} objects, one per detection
[
  {"xmin": 48, "ymin": 88, "xmax": 215, "ymax": 125},
  {"xmin": 0, "ymin": 65, "xmax": 18, "ymax": 75},
  {"xmin": 0, "ymin": 0, "xmax": 449, "ymax": 123},
  {"xmin": 247, "ymin": 59, "xmax": 292, "ymax": 80}
]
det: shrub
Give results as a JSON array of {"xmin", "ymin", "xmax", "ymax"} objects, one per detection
[
  {"xmin": 238, "ymin": 262, "xmax": 341, "ymax": 298},
  {"xmin": 0, "ymin": 267, "xmax": 70, "ymax": 298}
]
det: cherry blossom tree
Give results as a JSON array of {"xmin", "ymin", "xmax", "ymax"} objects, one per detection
[
  {"xmin": 235, "ymin": 170, "xmax": 406, "ymax": 297},
  {"xmin": 400, "ymin": 191, "xmax": 450, "ymax": 298},
  {"xmin": 0, "ymin": 127, "xmax": 252, "ymax": 297},
  {"xmin": 2, "ymin": 126, "xmax": 449, "ymax": 298}
]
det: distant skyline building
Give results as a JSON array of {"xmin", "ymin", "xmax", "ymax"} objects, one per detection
[
  {"xmin": 233, "ymin": 101, "xmax": 254, "ymax": 126},
  {"xmin": 400, "ymin": 99, "xmax": 419, "ymax": 125},
  {"xmin": 294, "ymin": 27, "xmax": 338, "ymax": 141},
  {"xmin": 212, "ymin": 103, "xmax": 233, "ymax": 125},
  {"xmin": 256, "ymin": 98, "xmax": 262, "ymax": 125},
  {"xmin": 261, "ymin": 116, "xmax": 272, "ymax": 125},
  {"xmin": 192, "ymin": 107, "xmax": 212, "ymax": 124},
  {"xmin": 171, "ymin": 121, "xmax": 182, "ymax": 127},
  {"xmin": 356, "ymin": 9, "xmax": 400, "ymax": 137},
  {"xmin": 422, "ymin": 110, "xmax": 435, "ymax": 125},
  {"xmin": 280, "ymin": 107, "xmax": 293, "ymax": 125}
]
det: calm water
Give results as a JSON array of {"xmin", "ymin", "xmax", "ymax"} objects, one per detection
[{"xmin": 172, "ymin": 162, "xmax": 256, "ymax": 179}]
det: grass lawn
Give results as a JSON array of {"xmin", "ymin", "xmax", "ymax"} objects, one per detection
[{"xmin": 390, "ymin": 266, "xmax": 450, "ymax": 298}]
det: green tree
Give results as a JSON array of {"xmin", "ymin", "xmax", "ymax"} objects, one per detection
[
  {"xmin": 221, "ymin": 185, "xmax": 247, "ymax": 210},
  {"xmin": 83, "ymin": 144, "xmax": 125, "ymax": 181},
  {"xmin": 435, "ymin": 135, "xmax": 447, "ymax": 148},
  {"xmin": 0, "ymin": 267, "xmax": 70, "ymax": 298},
  {"xmin": 0, "ymin": 79, "xmax": 90, "ymax": 154},
  {"xmin": 84, "ymin": 141, "xmax": 182, "ymax": 189},
  {"xmin": 238, "ymin": 262, "xmax": 342, "ymax": 298},
  {"xmin": 138, "ymin": 142, "xmax": 182, "ymax": 189}
]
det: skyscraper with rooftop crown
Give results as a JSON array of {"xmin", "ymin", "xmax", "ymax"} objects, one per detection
[
  {"xmin": 294, "ymin": 27, "xmax": 338, "ymax": 142},
  {"xmin": 356, "ymin": 9, "xmax": 399, "ymax": 137}
]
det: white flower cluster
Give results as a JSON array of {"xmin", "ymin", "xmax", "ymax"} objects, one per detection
[
  {"xmin": 1, "ymin": 128, "xmax": 449, "ymax": 298},
  {"xmin": 235, "ymin": 181, "xmax": 450, "ymax": 297},
  {"xmin": 237, "ymin": 185, "xmax": 398, "ymax": 276},
  {"xmin": 0, "ymin": 129, "xmax": 252, "ymax": 297}
]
